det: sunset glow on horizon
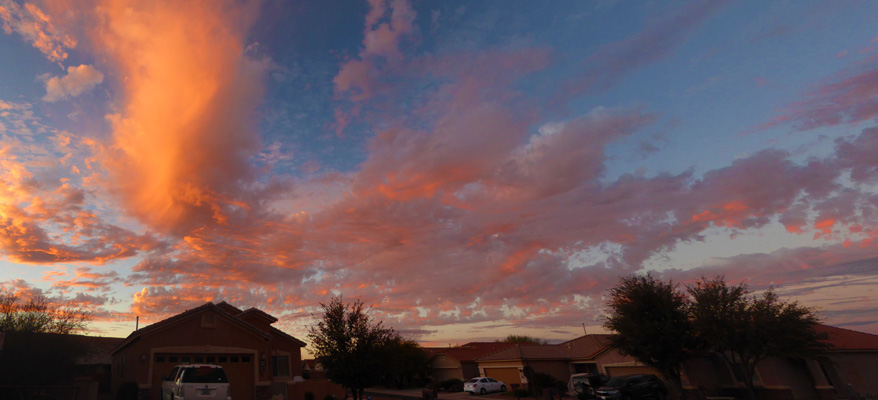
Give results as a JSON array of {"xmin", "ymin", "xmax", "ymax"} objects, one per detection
[{"xmin": 1, "ymin": 0, "xmax": 877, "ymax": 346}]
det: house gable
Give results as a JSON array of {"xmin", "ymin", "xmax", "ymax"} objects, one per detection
[{"xmin": 111, "ymin": 303, "xmax": 272, "ymax": 355}]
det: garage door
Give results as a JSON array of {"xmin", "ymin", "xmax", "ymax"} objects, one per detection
[
  {"xmin": 151, "ymin": 353, "xmax": 255, "ymax": 400},
  {"xmin": 604, "ymin": 366, "xmax": 660, "ymax": 378},
  {"xmin": 484, "ymin": 368, "xmax": 522, "ymax": 385}
]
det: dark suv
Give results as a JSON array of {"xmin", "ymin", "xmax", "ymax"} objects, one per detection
[{"xmin": 595, "ymin": 374, "xmax": 667, "ymax": 400}]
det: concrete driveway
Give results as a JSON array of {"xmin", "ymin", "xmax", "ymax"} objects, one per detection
[{"xmin": 365, "ymin": 388, "xmax": 510, "ymax": 400}]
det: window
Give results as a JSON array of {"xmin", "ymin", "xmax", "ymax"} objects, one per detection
[
  {"xmin": 182, "ymin": 356, "xmax": 191, "ymax": 363},
  {"xmin": 488, "ymin": 378, "xmax": 497, "ymax": 383},
  {"xmin": 156, "ymin": 355, "xmax": 165, "ymax": 362},
  {"xmin": 230, "ymin": 356, "xmax": 239, "ymax": 362},
  {"xmin": 273, "ymin": 355, "xmax": 291, "ymax": 377},
  {"xmin": 242, "ymin": 356, "xmax": 251, "ymax": 363},
  {"xmin": 219, "ymin": 356, "xmax": 227, "ymax": 363},
  {"xmin": 195, "ymin": 356, "xmax": 204, "ymax": 363},
  {"xmin": 207, "ymin": 356, "xmax": 215, "ymax": 363},
  {"xmin": 169, "ymin": 356, "xmax": 179, "ymax": 363},
  {"xmin": 201, "ymin": 313, "xmax": 217, "ymax": 328}
]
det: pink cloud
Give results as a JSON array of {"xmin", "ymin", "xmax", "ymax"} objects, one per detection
[
  {"xmin": 761, "ymin": 55, "xmax": 878, "ymax": 131},
  {"xmin": 562, "ymin": 0, "xmax": 731, "ymax": 99}
]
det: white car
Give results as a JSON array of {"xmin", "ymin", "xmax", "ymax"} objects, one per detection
[
  {"xmin": 161, "ymin": 364, "xmax": 231, "ymax": 400},
  {"xmin": 464, "ymin": 377, "xmax": 507, "ymax": 395}
]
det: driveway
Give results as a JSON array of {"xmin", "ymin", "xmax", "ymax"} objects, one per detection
[{"xmin": 365, "ymin": 388, "xmax": 509, "ymax": 400}]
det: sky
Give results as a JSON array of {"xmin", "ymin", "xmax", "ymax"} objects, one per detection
[{"xmin": 1, "ymin": 0, "xmax": 877, "ymax": 347}]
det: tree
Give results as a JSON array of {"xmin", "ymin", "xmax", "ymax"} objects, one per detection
[
  {"xmin": 0, "ymin": 289, "xmax": 89, "ymax": 334},
  {"xmin": 604, "ymin": 274, "xmax": 692, "ymax": 399},
  {"xmin": 308, "ymin": 297, "xmax": 397, "ymax": 400},
  {"xmin": 499, "ymin": 334, "xmax": 547, "ymax": 344},
  {"xmin": 0, "ymin": 290, "xmax": 92, "ymax": 387},
  {"xmin": 688, "ymin": 277, "xmax": 829, "ymax": 400},
  {"xmin": 382, "ymin": 337, "xmax": 430, "ymax": 388}
]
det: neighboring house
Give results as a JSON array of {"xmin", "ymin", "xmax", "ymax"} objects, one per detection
[
  {"xmin": 110, "ymin": 301, "xmax": 306, "ymax": 400},
  {"xmin": 73, "ymin": 335, "xmax": 125, "ymax": 398},
  {"xmin": 426, "ymin": 342, "xmax": 519, "ymax": 382},
  {"xmin": 815, "ymin": 324, "xmax": 878, "ymax": 398},
  {"xmin": 303, "ymin": 359, "xmax": 326, "ymax": 380},
  {"xmin": 681, "ymin": 324, "xmax": 878, "ymax": 400},
  {"xmin": 474, "ymin": 335, "xmax": 649, "ymax": 388}
]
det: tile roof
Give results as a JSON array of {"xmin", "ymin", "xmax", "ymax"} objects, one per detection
[
  {"xmin": 815, "ymin": 324, "xmax": 878, "ymax": 351},
  {"xmin": 427, "ymin": 342, "xmax": 519, "ymax": 362},
  {"xmin": 68, "ymin": 334, "xmax": 125, "ymax": 365},
  {"xmin": 476, "ymin": 335, "xmax": 614, "ymax": 362},
  {"xmin": 110, "ymin": 302, "xmax": 305, "ymax": 354}
]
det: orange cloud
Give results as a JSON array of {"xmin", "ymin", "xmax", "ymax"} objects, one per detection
[
  {"xmin": 95, "ymin": 0, "xmax": 268, "ymax": 235},
  {"xmin": 0, "ymin": 1, "xmax": 76, "ymax": 63}
]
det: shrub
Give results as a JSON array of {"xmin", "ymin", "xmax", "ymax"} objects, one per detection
[
  {"xmin": 305, "ymin": 392, "xmax": 315, "ymax": 400},
  {"xmin": 513, "ymin": 388, "xmax": 530, "ymax": 399},
  {"xmin": 441, "ymin": 378, "xmax": 464, "ymax": 392},
  {"xmin": 115, "ymin": 382, "xmax": 139, "ymax": 400},
  {"xmin": 530, "ymin": 373, "xmax": 563, "ymax": 396}
]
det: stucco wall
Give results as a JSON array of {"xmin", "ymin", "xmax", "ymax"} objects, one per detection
[
  {"xmin": 827, "ymin": 352, "xmax": 878, "ymax": 397},
  {"xmin": 112, "ymin": 308, "xmax": 303, "ymax": 400}
]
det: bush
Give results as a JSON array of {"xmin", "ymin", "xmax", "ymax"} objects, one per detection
[
  {"xmin": 513, "ymin": 389, "xmax": 530, "ymax": 399},
  {"xmin": 115, "ymin": 382, "xmax": 139, "ymax": 400},
  {"xmin": 530, "ymin": 373, "xmax": 563, "ymax": 396},
  {"xmin": 305, "ymin": 392, "xmax": 315, "ymax": 400},
  {"xmin": 441, "ymin": 378, "xmax": 464, "ymax": 392}
]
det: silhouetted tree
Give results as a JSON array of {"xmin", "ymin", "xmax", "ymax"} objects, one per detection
[
  {"xmin": 688, "ymin": 277, "xmax": 829, "ymax": 400},
  {"xmin": 308, "ymin": 297, "xmax": 396, "ymax": 400},
  {"xmin": 382, "ymin": 337, "xmax": 430, "ymax": 388},
  {"xmin": 0, "ymin": 289, "xmax": 89, "ymax": 334},
  {"xmin": 0, "ymin": 290, "xmax": 93, "ymax": 388},
  {"xmin": 604, "ymin": 274, "xmax": 692, "ymax": 399},
  {"xmin": 499, "ymin": 334, "xmax": 547, "ymax": 344}
]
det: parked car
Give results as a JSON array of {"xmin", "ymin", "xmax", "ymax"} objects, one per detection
[
  {"xmin": 568, "ymin": 373, "xmax": 609, "ymax": 399},
  {"xmin": 464, "ymin": 377, "xmax": 507, "ymax": 395},
  {"xmin": 594, "ymin": 374, "xmax": 666, "ymax": 400},
  {"xmin": 162, "ymin": 364, "xmax": 231, "ymax": 400}
]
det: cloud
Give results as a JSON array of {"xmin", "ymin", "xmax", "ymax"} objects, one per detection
[
  {"xmin": 759, "ymin": 55, "xmax": 878, "ymax": 131},
  {"xmin": 41, "ymin": 64, "xmax": 104, "ymax": 102},
  {"xmin": 94, "ymin": 0, "xmax": 270, "ymax": 235},
  {"xmin": 5, "ymin": 1, "xmax": 878, "ymax": 340},
  {"xmin": 0, "ymin": 98, "xmax": 159, "ymax": 265},
  {"xmin": 0, "ymin": 0, "xmax": 76, "ymax": 63},
  {"xmin": 562, "ymin": 0, "xmax": 730, "ymax": 98}
]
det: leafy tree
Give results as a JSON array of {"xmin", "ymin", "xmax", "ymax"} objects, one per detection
[
  {"xmin": 500, "ymin": 334, "xmax": 547, "ymax": 344},
  {"xmin": 382, "ymin": 337, "xmax": 430, "ymax": 388},
  {"xmin": 0, "ymin": 289, "xmax": 89, "ymax": 334},
  {"xmin": 0, "ymin": 290, "xmax": 92, "ymax": 387},
  {"xmin": 604, "ymin": 274, "xmax": 692, "ymax": 399},
  {"xmin": 308, "ymin": 297, "xmax": 397, "ymax": 400},
  {"xmin": 688, "ymin": 277, "xmax": 829, "ymax": 400}
]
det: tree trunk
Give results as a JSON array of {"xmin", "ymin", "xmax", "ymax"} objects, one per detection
[{"xmin": 742, "ymin": 362, "xmax": 759, "ymax": 400}]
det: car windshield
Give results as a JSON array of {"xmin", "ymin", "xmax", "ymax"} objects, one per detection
[
  {"xmin": 604, "ymin": 377, "xmax": 628, "ymax": 388},
  {"xmin": 181, "ymin": 367, "xmax": 229, "ymax": 383}
]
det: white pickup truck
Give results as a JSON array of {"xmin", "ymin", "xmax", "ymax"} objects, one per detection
[{"xmin": 161, "ymin": 364, "xmax": 231, "ymax": 400}]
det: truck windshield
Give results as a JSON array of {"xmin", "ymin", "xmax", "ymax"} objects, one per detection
[{"xmin": 181, "ymin": 367, "xmax": 229, "ymax": 383}]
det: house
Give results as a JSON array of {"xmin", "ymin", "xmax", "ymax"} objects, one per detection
[
  {"xmin": 680, "ymin": 324, "xmax": 878, "ymax": 400},
  {"xmin": 426, "ymin": 342, "xmax": 519, "ymax": 382},
  {"xmin": 814, "ymin": 324, "xmax": 878, "ymax": 398},
  {"xmin": 302, "ymin": 359, "xmax": 326, "ymax": 380},
  {"xmin": 474, "ymin": 335, "xmax": 649, "ymax": 388},
  {"xmin": 110, "ymin": 301, "xmax": 306, "ymax": 400},
  {"xmin": 72, "ymin": 335, "xmax": 125, "ymax": 398}
]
